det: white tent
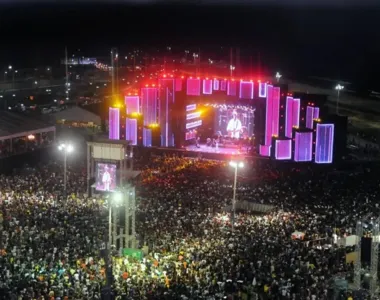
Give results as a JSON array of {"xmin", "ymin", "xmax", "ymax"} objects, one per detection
[{"xmin": 53, "ymin": 106, "xmax": 101, "ymax": 125}]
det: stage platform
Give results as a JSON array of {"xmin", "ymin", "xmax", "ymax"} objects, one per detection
[{"xmin": 185, "ymin": 144, "xmax": 250, "ymax": 155}]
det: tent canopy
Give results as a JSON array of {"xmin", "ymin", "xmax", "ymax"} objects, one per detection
[
  {"xmin": 53, "ymin": 106, "xmax": 101, "ymax": 125},
  {"xmin": 0, "ymin": 111, "xmax": 55, "ymax": 141}
]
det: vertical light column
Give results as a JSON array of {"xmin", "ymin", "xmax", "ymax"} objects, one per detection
[
  {"xmin": 203, "ymin": 79, "xmax": 213, "ymax": 95},
  {"xmin": 143, "ymin": 128, "xmax": 152, "ymax": 147},
  {"xmin": 239, "ymin": 81, "xmax": 254, "ymax": 99},
  {"xmin": 159, "ymin": 79, "xmax": 175, "ymax": 147},
  {"xmin": 306, "ymin": 106, "xmax": 314, "ymax": 129},
  {"xmin": 272, "ymin": 87, "xmax": 280, "ymax": 136},
  {"xmin": 125, "ymin": 96, "xmax": 140, "ymax": 114},
  {"xmin": 220, "ymin": 79, "xmax": 227, "ymax": 91},
  {"xmin": 292, "ymin": 98, "xmax": 300, "ymax": 128},
  {"xmin": 141, "ymin": 87, "xmax": 157, "ymax": 126},
  {"xmin": 109, "ymin": 107, "xmax": 120, "ymax": 140},
  {"xmin": 285, "ymin": 97, "xmax": 300, "ymax": 138},
  {"xmin": 294, "ymin": 132, "xmax": 313, "ymax": 162},
  {"xmin": 259, "ymin": 82, "xmax": 267, "ymax": 98},
  {"xmin": 126, "ymin": 118, "xmax": 137, "ymax": 145},
  {"xmin": 313, "ymin": 107, "xmax": 320, "ymax": 119},
  {"xmin": 285, "ymin": 96, "xmax": 293, "ymax": 138},
  {"xmin": 227, "ymin": 80, "xmax": 237, "ymax": 96},
  {"xmin": 213, "ymin": 79, "xmax": 219, "ymax": 90},
  {"xmin": 315, "ymin": 124, "xmax": 334, "ymax": 163},
  {"xmin": 264, "ymin": 85, "xmax": 274, "ymax": 146}
]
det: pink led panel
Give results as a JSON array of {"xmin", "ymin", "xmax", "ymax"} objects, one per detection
[
  {"xmin": 186, "ymin": 78, "xmax": 201, "ymax": 96},
  {"xmin": 313, "ymin": 107, "xmax": 320, "ymax": 119},
  {"xmin": 259, "ymin": 144, "xmax": 271, "ymax": 157},
  {"xmin": 141, "ymin": 87, "xmax": 158, "ymax": 126},
  {"xmin": 285, "ymin": 97, "xmax": 300, "ymax": 138},
  {"xmin": 125, "ymin": 96, "xmax": 140, "ymax": 114},
  {"xmin": 275, "ymin": 139, "xmax": 292, "ymax": 160},
  {"xmin": 239, "ymin": 81, "xmax": 254, "ymax": 99},
  {"xmin": 203, "ymin": 79, "xmax": 213, "ymax": 95},
  {"xmin": 213, "ymin": 79, "xmax": 219, "ymax": 90},
  {"xmin": 126, "ymin": 118, "xmax": 137, "ymax": 145},
  {"xmin": 292, "ymin": 99, "xmax": 300, "ymax": 129},
  {"xmin": 109, "ymin": 107, "xmax": 120, "ymax": 140},
  {"xmin": 220, "ymin": 80, "xmax": 227, "ymax": 91},
  {"xmin": 272, "ymin": 87, "xmax": 280, "ymax": 137},
  {"xmin": 306, "ymin": 106, "xmax": 314, "ymax": 129},
  {"xmin": 227, "ymin": 80, "xmax": 237, "ymax": 96},
  {"xmin": 175, "ymin": 78, "xmax": 183, "ymax": 92},
  {"xmin": 294, "ymin": 132, "xmax": 313, "ymax": 162},
  {"xmin": 264, "ymin": 85, "xmax": 274, "ymax": 145},
  {"xmin": 259, "ymin": 82, "xmax": 267, "ymax": 98}
]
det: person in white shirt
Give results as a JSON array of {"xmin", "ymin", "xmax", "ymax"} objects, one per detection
[
  {"xmin": 102, "ymin": 167, "xmax": 112, "ymax": 191},
  {"xmin": 226, "ymin": 110, "xmax": 242, "ymax": 138}
]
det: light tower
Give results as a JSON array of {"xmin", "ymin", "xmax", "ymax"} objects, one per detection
[{"xmin": 110, "ymin": 48, "xmax": 119, "ymax": 100}]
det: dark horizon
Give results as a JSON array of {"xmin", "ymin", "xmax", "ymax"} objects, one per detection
[{"xmin": 1, "ymin": 3, "xmax": 380, "ymax": 91}]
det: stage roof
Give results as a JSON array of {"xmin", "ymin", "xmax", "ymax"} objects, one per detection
[{"xmin": 0, "ymin": 112, "xmax": 55, "ymax": 141}]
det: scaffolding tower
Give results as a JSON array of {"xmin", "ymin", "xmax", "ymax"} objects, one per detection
[
  {"xmin": 354, "ymin": 220, "xmax": 363, "ymax": 290},
  {"xmin": 370, "ymin": 217, "xmax": 380, "ymax": 297}
]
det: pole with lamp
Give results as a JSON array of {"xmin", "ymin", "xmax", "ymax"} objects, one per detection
[
  {"xmin": 335, "ymin": 84, "xmax": 344, "ymax": 116},
  {"xmin": 229, "ymin": 160, "xmax": 244, "ymax": 230},
  {"xmin": 102, "ymin": 191, "xmax": 123, "ymax": 300},
  {"xmin": 58, "ymin": 143, "xmax": 74, "ymax": 199}
]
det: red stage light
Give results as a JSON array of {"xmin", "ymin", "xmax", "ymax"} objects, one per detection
[
  {"xmin": 258, "ymin": 80, "xmax": 261, "ymax": 82},
  {"xmin": 181, "ymin": 76, "xmax": 184, "ymax": 79},
  {"xmin": 152, "ymin": 84, "xmax": 156, "ymax": 87},
  {"xmin": 250, "ymin": 79, "xmax": 253, "ymax": 82}
]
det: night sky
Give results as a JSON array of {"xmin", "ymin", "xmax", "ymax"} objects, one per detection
[{"xmin": 1, "ymin": 2, "xmax": 380, "ymax": 90}]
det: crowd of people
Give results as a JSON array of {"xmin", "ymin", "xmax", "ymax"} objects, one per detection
[{"xmin": 0, "ymin": 151, "xmax": 379, "ymax": 299}]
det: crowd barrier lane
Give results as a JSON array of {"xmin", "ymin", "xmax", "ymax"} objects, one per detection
[{"xmin": 222, "ymin": 201, "xmax": 275, "ymax": 213}]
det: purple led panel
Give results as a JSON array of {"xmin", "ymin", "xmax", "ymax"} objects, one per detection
[
  {"xmin": 126, "ymin": 118, "xmax": 137, "ymax": 145},
  {"xmin": 313, "ymin": 107, "xmax": 320, "ymax": 119},
  {"xmin": 264, "ymin": 85, "xmax": 274, "ymax": 145},
  {"xmin": 306, "ymin": 106, "xmax": 314, "ymax": 129},
  {"xmin": 259, "ymin": 144, "xmax": 271, "ymax": 157},
  {"xmin": 141, "ymin": 87, "xmax": 157, "ymax": 126},
  {"xmin": 294, "ymin": 132, "xmax": 313, "ymax": 162},
  {"xmin": 108, "ymin": 107, "xmax": 120, "ymax": 140},
  {"xmin": 275, "ymin": 139, "xmax": 292, "ymax": 160},
  {"xmin": 239, "ymin": 81, "xmax": 254, "ymax": 99},
  {"xmin": 143, "ymin": 128, "xmax": 152, "ymax": 147},
  {"xmin": 259, "ymin": 82, "xmax": 267, "ymax": 98},
  {"xmin": 315, "ymin": 124, "xmax": 334, "ymax": 164},
  {"xmin": 125, "ymin": 96, "xmax": 140, "ymax": 114},
  {"xmin": 175, "ymin": 78, "xmax": 182, "ymax": 92},
  {"xmin": 213, "ymin": 79, "xmax": 219, "ymax": 90},
  {"xmin": 272, "ymin": 87, "xmax": 280, "ymax": 136},
  {"xmin": 186, "ymin": 78, "xmax": 201, "ymax": 96},
  {"xmin": 227, "ymin": 80, "xmax": 237, "ymax": 96},
  {"xmin": 203, "ymin": 79, "xmax": 213, "ymax": 95},
  {"xmin": 292, "ymin": 98, "xmax": 300, "ymax": 129},
  {"xmin": 285, "ymin": 96, "xmax": 293, "ymax": 138},
  {"xmin": 220, "ymin": 80, "xmax": 227, "ymax": 91}
]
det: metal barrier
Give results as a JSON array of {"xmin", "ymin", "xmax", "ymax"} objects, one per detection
[{"xmin": 223, "ymin": 201, "xmax": 275, "ymax": 214}]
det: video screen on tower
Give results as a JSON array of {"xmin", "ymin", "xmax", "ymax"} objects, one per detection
[
  {"xmin": 185, "ymin": 103, "xmax": 255, "ymax": 155},
  {"xmin": 95, "ymin": 163, "xmax": 117, "ymax": 192}
]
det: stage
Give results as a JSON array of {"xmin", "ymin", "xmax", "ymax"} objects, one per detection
[{"xmin": 185, "ymin": 144, "xmax": 250, "ymax": 155}]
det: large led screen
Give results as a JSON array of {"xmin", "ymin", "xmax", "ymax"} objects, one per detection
[{"xmin": 95, "ymin": 163, "xmax": 117, "ymax": 192}]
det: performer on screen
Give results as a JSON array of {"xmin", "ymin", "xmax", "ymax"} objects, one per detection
[
  {"xmin": 226, "ymin": 110, "xmax": 242, "ymax": 138},
  {"xmin": 102, "ymin": 167, "xmax": 112, "ymax": 191}
]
